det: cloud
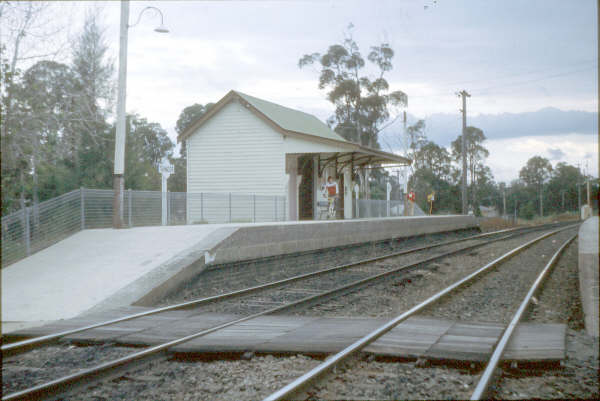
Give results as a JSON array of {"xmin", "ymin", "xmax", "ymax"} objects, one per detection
[
  {"xmin": 547, "ymin": 148, "xmax": 566, "ymax": 160},
  {"xmin": 485, "ymin": 133, "xmax": 598, "ymax": 183},
  {"xmin": 381, "ymin": 108, "xmax": 598, "ymax": 148}
]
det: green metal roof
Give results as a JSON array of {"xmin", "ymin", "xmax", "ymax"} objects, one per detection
[{"xmin": 234, "ymin": 91, "xmax": 349, "ymax": 143}]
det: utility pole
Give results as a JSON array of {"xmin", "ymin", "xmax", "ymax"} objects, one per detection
[
  {"xmin": 402, "ymin": 111, "xmax": 409, "ymax": 216},
  {"xmin": 577, "ymin": 163, "xmax": 582, "ymax": 217},
  {"xmin": 502, "ymin": 189, "xmax": 506, "ymax": 218},
  {"xmin": 113, "ymin": 1, "xmax": 129, "ymax": 228},
  {"xmin": 112, "ymin": 3, "xmax": 168, "ymax": 228},
  {"xmin": 585, "ymin": 161, "xmax": 591, "ymax": 206},
  {"xmin": 457, "ymin": 90, "xmax": 470, "ymax": 215},
  {"xmin": 587, "ymin": 177, "xmax": 591, "ymax": 207}
]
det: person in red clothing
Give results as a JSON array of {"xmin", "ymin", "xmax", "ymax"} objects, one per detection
[{"xmin": 322, "ymin": 176, "xmax": 339, "ymax": 218}]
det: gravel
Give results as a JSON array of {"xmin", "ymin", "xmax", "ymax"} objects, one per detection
[
  {"xmin": 69, "ymin": 354, "xmax": 321, "ymax": 401},
  {"xmin": 417, "ymin": 229, "xmax": 577, "ymax": 324},
  {"xmin": 308, "ymin": 356, "xmax": 478, "ymax": 400},
  {"xmin": 5, "ymin": 224, "xmax": 589, "ymax": 400},
  {"xmin": 287, "ymin": 228, "xmax": 567, "ymax": 318},
  {"xmin": 157, "ymin": 228, "xmax": 481, "ymax": 306},
  {"xmin": 491, "ymin": 237, "xmax": 599, "ymax": 400},
  {"xmin": 286, "ymin": 227, "xmax": 598, "ymax": 400},
  {"xmin": 2, "ymin": 344, "xmax": 134, "ymax": 395},
  {"xmin": 196, "ymin": 235, "xmax": 492, "ymax": 316}
]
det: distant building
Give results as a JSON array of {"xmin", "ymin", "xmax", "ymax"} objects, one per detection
[
  {"xmin": 479, "ymin": 205, "xmax": 499, "ymax": 218},
  {"xmin": 178, "ymin": 90, "xmax": 410, "ymax": 222}
]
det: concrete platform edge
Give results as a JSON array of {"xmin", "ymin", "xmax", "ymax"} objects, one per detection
[
  {"xmin": 578, "ymin": 216, "xmax": 599, "ymax": 337},
  {"xmin": 84, "ymin": 227, "xmax": 240, "ymax": 312},
  {"xmin": 206, "ymin": 215, "xmax": 478, "ymax": 266},
  {"xmin": 69, "ymin": 216, "xmax": 478, "ymax": 314}
]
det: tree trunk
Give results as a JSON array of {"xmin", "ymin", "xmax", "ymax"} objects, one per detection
[
  {"xmin": 539, "ymin": 185, "xmax": 543, "ymax": 217},
  {"xmin": 31, "ymin": 144, "xmax": 40, "ymax": 228},
  {"xmin": 2, "ymin": 5, "xmax": 31, "ymax": 141}
]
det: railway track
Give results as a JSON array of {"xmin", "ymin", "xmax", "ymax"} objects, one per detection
[
  {"xmin": 262, "ymin": 227, "xmax": 578, "ymax": 400},
  {"xmin": 1, "ymin": 222, "xmax": 577, "ymax": 400},
  {"xmin": 2, "ymin": 223, "xmax": 550, "ymax": 356}
]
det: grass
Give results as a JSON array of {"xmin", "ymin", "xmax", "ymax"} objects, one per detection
[{"xmin": 478, "ymin": 211, "xmax": 580, "ymax": 233}]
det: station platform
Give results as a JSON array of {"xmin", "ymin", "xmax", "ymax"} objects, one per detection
[
  {"xmin": 1, "ymin": 215, "xmax": 477, "ymax": 333},
  {"xmin": 578, "ymin": 216, "xmax": 598, "ymax": 337}
]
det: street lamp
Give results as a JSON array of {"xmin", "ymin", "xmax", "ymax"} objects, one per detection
[{"xmin": 113, "ymin": 2, "xmax": 169, "ymax": 228}]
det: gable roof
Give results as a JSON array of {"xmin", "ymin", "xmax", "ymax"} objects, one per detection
[
  {"xmin": 178, "ymin": 90, "xmax": 411, "ymax": 166},
  {"xmin": 234, "ymin": 91, "xmax": 348, "ymax": 143}
]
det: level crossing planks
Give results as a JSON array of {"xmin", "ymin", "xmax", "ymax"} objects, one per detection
[{"xmin": 5, "ymin": 312, "xmax": 565, "ymax": 362}]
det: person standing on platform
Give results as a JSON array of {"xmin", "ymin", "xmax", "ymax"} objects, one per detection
[{"xmin": 323, "ymin": 176, "xmax": 339, "ymax": 219}]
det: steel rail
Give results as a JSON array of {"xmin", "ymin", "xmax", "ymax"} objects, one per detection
[
  {"xmin": 470, "ymin": 234, "xmax": 577, "ymax": 400},
  {"xmin": 2, "ymin": 226, "xmax": 563, "ymax": 401},
  {"xmin": 262, "ymin": 226, "xmax": 576, "ymax": 401},
  {"xmin": 1, "ymin": 224, "xmax": 539, "ymax": 356}
]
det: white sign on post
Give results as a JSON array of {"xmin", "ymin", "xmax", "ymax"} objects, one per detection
[
  {"xmin": 159, "ymin": 164, "xmax": 174, "ymax": 175},
  {"xmin": 159, "ymin": 162, "xmax": 174, "ymax": 226}
]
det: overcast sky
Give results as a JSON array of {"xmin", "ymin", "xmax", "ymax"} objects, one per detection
[{"xmin": 66, "ymin": 0, "xmax": 597, "ymax": 182}]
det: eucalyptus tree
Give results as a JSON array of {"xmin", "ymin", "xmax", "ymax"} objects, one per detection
[
  {"xmin": 67, "ymin": 10, "xmax": 115, "ymax": 186},
  {"xmin": 298, "ymin": 25, "xmax": 407, "ymax": 148},
  {"xmin": 546, "ymin": 162, "xmax": 582, "ymax": 213},
  {"xmin": 451, "ymin": 126, "xmax": 490, "ymax": 208},
  {"xmin": 519, "ymin": 156, "xmax": 553, "ymax": 217},
  {"xmin": 123, "ymin": 114, "xmax": 174, "ymax": 191},
  {"xmin": 0, "ymin": 2, "xmax": 69, "ymax": 212},
  {"xmin": 20, "ymin": 60, "xmax": 75, "ymax": 212},
  {"xmin": 298, "ymin": 25, "xmax": 407, "ymax": 198}
]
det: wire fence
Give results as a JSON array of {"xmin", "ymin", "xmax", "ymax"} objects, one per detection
[
  {"xmin": 2, "ymin": 189, "xmax": 422, "ymax": 267},
  {"xmin": 355, "ymin": 199, "xmax": 425, "ymax": 218},
  {"xmin": 1, "ymin": 188, "xmax": 287, "ymax": 267}
]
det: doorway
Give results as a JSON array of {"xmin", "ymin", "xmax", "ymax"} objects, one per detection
[{"xmin": 298, "ymin": 155, "xmax": 314, "ymax": 220}]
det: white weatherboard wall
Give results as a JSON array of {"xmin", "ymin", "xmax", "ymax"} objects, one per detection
[
  {"xmin": 283, "ymin": 135, "xmax": 349, "ymax": 154},
  {"xmin": 186, "ymin": 100, "xmax": 286, "ymax": 223}
]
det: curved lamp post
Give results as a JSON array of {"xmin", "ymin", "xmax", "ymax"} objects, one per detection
[{"xmin": 113, "ymin": 2, "xmax": 169, "ymax": 228}]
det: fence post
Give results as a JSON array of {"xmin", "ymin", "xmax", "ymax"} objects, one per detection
[
  {"xmin": 282, "ymin": 197, "xmax": 286, "ymax": 221},
  {"xmin": 128, "ymin": 189, "xmax": 132, "ymax": 227},
  {"xmin": 228, "ymin": 193, "xmax": 232, "ymax": 223},
  {"xmin": 24, "ymin": 206, "xmax": 31, "ymax": 256},
  {"xmin": 167, "ymin": 191, "xmax": 173, "ymax": 225},
  {"xmin": 80, "ymin": 187, "xmax": 85, "ymax": 230},
  {"xmin": 253, "ymin": 194, "xmax": 256, "ymax": 223}
]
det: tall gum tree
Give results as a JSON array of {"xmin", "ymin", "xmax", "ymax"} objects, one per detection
[
  {"xmin": 298, "ymin": 24, "xmax": 407, "ymax": 198},
  {"xmin": 519, "ymin": 156, "xmax": 553, "ymax": 217},
  {"xmin": 451, "ymin": 126, "xmax": 490, "ymax": 210}
]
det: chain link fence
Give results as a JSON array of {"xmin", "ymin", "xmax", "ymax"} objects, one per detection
[
  {"xmin": 2, "ymin": 189, "xmax": 425, "ymax": 267},
  {"xmin": 1, "ymin": 188, "xmax": 287, "ymax": 267},
  {"xmin": 355, "ymin": 199, "xmax": 425, "ymax": 218}
]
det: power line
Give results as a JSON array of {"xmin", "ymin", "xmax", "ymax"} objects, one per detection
[
  {"xmin": 470, "ymin": 65, "xmax": 598, "ymax": 95},
  {"xmin": 432, "ymin": 58, "xmax": 598, "ymax": 88},
  {"xmin": 406, "ymin": 62, "xmax": 597, "ymax": 100}
]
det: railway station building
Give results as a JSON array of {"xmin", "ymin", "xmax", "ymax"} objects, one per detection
[{"xmin": 178, "ymin": 90, "xmax": 411, "ymax": 223}]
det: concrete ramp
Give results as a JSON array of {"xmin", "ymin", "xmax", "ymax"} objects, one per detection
[
  {"xmin": 1, "ymin": 225, "xmax": 233, "ymax": 332},
  {"xmin": 1, "ymin": 216, "xmax": 477, "ymax": 333}
]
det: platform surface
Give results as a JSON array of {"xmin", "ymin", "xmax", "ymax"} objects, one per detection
[
  {"xmin": 1, "ymin": 216, "xmax": 477, "ymax": 333},
  {"xmin": 578, "ymin": 216, "xmax": 599, "ymax": 337},
  {"xmin": 6, "ymin": 310, "xmax": 565, "ymax": 362},
  {"xmin": 1, "ymin": 225, "xmax": 228, "ymax": 329}
]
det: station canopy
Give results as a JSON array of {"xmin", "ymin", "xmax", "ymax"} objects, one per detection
[{"xmin": 178, "ymin": 90, "xmax": 412, "ymax": 174}]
